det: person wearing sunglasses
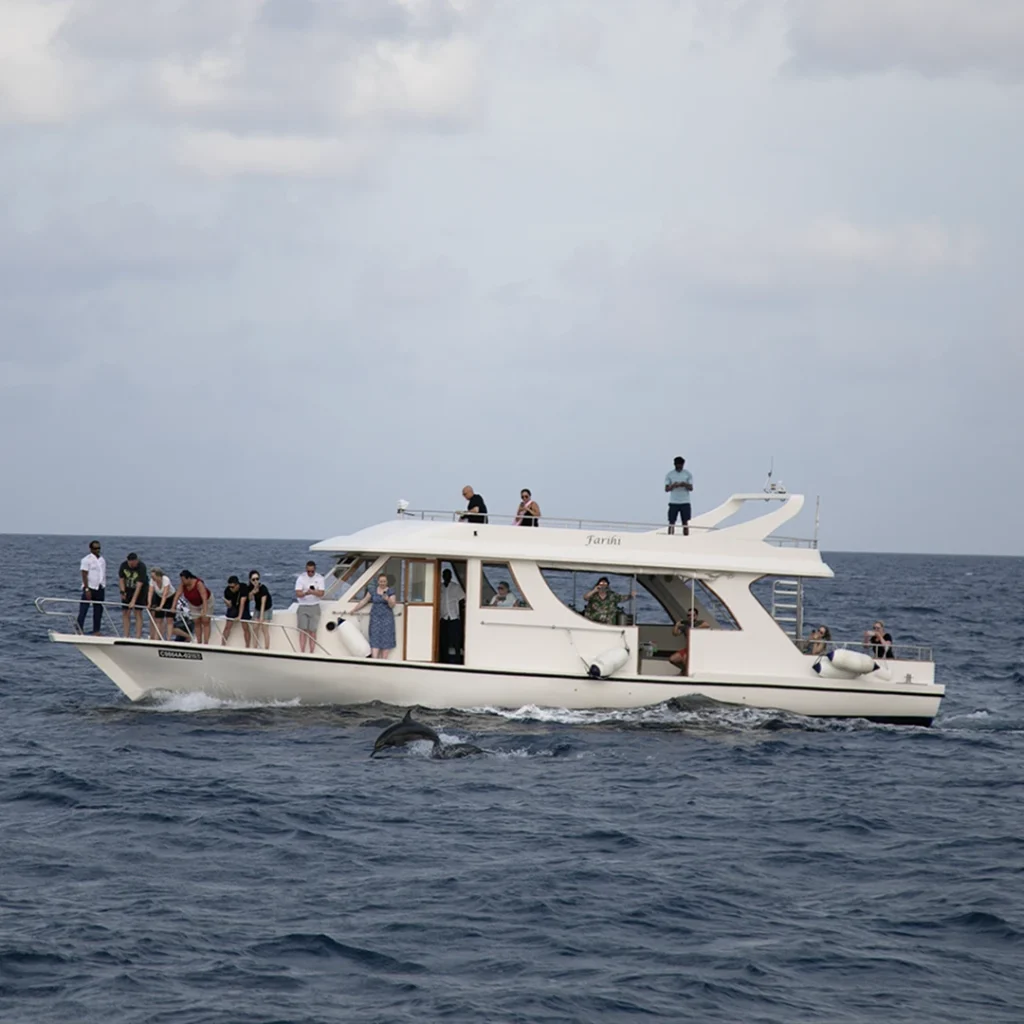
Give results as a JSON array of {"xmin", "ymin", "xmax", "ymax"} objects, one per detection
[
  {"xmin": 77, "ymin": 539, "xmax": 107, "ymax": 635},
  {"xmin": 248, "ymin": 570, "xmax": 273, "ymax": 649},
  {"xmin": 513, "ymin": 489, "xmax": 541, "ymax": 527}
]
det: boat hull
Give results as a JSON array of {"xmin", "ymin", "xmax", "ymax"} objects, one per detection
[{"xmin": 55, "ymin": 635, "xmax": 944, "ymax": 726}]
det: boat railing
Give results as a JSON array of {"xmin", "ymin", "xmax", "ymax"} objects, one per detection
[
  {"xmin": 397, "ymin": 508, "xmax": 817, "ymax": 548},
  {"xmin": 34, "ymin": 597, "xmax": 335, "ymax": 656},
  {"xmin": 796, "ymin": 636, "xmax": 934, "ymax": 663}
]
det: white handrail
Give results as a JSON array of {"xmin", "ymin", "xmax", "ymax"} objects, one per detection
[
  {"xmin": 34, "ymin": 597, "xmax": 334, "ymax": 656},
  {"xmin": 396, "ymin": 508, "xmax": 817, "ymax": 547}
]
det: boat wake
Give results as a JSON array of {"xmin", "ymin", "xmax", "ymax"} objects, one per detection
[{"xmin": 467, "ymin": 696, "xmax": 874, "ymax": 733}]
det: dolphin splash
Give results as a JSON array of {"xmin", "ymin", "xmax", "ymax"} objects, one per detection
[{"xmin": 370, "ymin": 709, "xmax": 485, "ymax": 759}]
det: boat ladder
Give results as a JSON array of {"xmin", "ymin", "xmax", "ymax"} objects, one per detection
[{"xmin": 770, "ymin": 578, "xmax": 804, "ymax": 640}]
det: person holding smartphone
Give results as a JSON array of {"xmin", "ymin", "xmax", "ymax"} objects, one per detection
[
  {"xmin": 864, "ymin": 620, "xmax": 895, "ymax": 659},
  {"xmin": 348, "ymin": 573, "xmax": 397, "ymax": 659},
  {"xmin": 294, "ymin": 560, "xmax": 325, "ymax": 653}
]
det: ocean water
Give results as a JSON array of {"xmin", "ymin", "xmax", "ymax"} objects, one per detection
[{"xmin": 1, "ymin": 534, "xmax": 1023, "ymax": 1024}]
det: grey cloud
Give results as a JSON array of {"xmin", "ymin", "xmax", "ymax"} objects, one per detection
[
  {"xmin": 0, "ymin": 201, "xmax": 237, "ymax": 297},
  {"xmin": 781, "ymin": 0, "xmax": 1024, "ymax": 80}
]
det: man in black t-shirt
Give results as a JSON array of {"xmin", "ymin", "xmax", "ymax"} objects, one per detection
[
  {"xmin": 118, "ymin": 552, "xmax": 149, "ymax": 639},
  {"xmin": 222, "ymin": 575, "xmax": 252, "ymax": 648},
  {"xmin": 459, "ymin": 485, "xmax": 488, "ymax": 524}
]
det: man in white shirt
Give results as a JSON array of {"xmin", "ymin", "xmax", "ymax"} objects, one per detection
[
  {"xmin": 77, "ymin": 539, "xmax": 107, "ymax": 635},
  {"xmin": 664, "ymin": 455, "xmax": 694, "ymax": 536},
  {"xmin": 438, "ymin": 566, "xmax": 465, "ymax": 664},
  {"xmin": 294, "ymin": 560, "xmax": 325, "ymax": 653}
]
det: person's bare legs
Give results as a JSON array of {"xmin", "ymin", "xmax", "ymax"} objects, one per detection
[
  {"xmin": 669, "ymin": 651, "xmax": 687, "ymax": 674},
  {"xmin": 197, "ymin": 612, "xmax": 211, "ymax": 645},
  {"xmin": 242, "ymin": 621, "xmax": 252, "ymax": 649},
  {"xmin": 132, "ymin": 608, "xmax": 143, "ymax": 639},
  {"xmin": 222, "ymin": 617, "xmax": 236, "ymax": 645},
  {"xmin": 122, "ymin": 608, "xmax": 130, "ymax": 637}
]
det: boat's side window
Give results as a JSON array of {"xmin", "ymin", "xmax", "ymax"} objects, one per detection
[
  {"xmin": 325, "ymin": 556, "xmax": 373, "ymax": 599},
  {"xmin": 684, "ymin": 580, "xmax": 740, "ymax": 630},
  {"xmin": 480, "ymin": 562, "xmax": 531, "ymax": 609},
  {"xmin": 540, "ymin": 568, "xmax": 636, "ymax": 620}
]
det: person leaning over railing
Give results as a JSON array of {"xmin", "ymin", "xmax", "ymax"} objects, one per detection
[
  {"xmin": 174, "ymin": 570, "xmax": 212, "ymax": 644},
  {"xmin": 147, "ymin": 568, "xmax": 175, "ymax": 641},
  {"xmin": 118, "ymin": 551, "xmax": 149, "ymax": 640}
]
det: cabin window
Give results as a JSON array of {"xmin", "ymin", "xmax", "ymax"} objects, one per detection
[
  {"xmin": 539, "ymin": 569, "xmax": 637, "ymax": 624},
  {"xmin": 325, "ymin": 556, "xmax": 374, "ymax": 599},
  {"xmin": 480, "ymin": 562, "xmax": 531, "ymax": 609},
  {"xmin": 406, "ymin": 560, "xmax": 430, "ymax": 603},
  {"xmin": 681, "ymin": 579, "xmax": 740, "ymax": 630}
]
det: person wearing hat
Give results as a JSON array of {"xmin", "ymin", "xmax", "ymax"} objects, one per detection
[
  {"xmin": 118, "ymin": 551, "xmax": 149, "ymax": 639},
  {"xmin": 664, "ymin": 456, "xmax": 693, "ymax": 536}
]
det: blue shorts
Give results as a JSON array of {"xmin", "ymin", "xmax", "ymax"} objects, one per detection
[{"xmin": 668, "ymin": 503, "xmax": 691, "ymax": 525}]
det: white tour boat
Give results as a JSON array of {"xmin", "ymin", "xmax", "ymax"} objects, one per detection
[{"xmin": 37, "ymin": 492, "xmax": 943, "ymax": 725}]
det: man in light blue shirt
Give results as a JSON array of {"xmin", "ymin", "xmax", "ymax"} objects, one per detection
[{"xmin": 664, "ymin": 456, "xmax": 693, "ymax": 535}]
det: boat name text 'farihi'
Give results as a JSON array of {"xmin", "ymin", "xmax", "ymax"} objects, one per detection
[{"xmin": 586, "ymin": 534, "xmax": 622, "ymax": 546}]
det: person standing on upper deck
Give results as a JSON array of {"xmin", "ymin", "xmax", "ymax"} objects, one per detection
[
  {"xmin": 459, "ymin": 486, "xmax": 488, "ymax": 524},
  {"xmin": 665, "ymin": 456, "xmax": 693, "ymax": 536}
]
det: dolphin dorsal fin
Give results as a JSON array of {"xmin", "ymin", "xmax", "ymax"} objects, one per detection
[{"xmin": 402, "ymin": 708, "xmax": 413, "ymax": 722}]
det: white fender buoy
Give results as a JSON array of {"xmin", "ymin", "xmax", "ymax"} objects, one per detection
[
  {"xmin": 812, "ymin": 657, "xmax": 857, "ymax": 679},
  {"xmin": 337, "ymin": 618, "xmax": 371, "ymax": 658},
  {"xmin": 828, "ymin": 649, "xmax": 878, "ymax": 675},
  {"xmin": 588, "ymin": 647, "xmax": 630, "ymax": 679}
]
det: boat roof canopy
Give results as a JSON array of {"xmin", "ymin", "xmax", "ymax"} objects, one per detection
[{"xmin": 310, "ymin": 493, "xmax": 834, "ymax": 579}]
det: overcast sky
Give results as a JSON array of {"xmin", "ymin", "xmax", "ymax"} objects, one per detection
[{"xmin": 1, "ymin": 0, "xmax": 1021, "ymax": 554}]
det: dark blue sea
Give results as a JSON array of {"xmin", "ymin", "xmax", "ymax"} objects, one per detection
[{"xmin": 2, "ymin": 534, "xmax": 1023, "ymax": 1024}]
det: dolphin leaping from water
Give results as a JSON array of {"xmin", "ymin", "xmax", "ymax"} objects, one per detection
[{"xmin": 370, "ymin": 709, "xmax": 485, "ymax": 759}]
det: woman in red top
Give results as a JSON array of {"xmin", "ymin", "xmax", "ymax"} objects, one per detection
[{"xmin": 175, "ymin": 570, "xmax": 213, "ymax": 645}]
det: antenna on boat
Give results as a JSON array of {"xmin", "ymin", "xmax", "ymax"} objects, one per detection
[
  {"xmin": 814, "ymin": 495, "xmax": 821, "ymax": 549},
  {"xmin": 763, "ymin": 457, "xmax": 786, "ymax": 497}
]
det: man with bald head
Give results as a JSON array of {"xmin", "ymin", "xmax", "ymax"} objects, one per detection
[{"xmin": 459, "ymin": 485, "xmax": 488, "ymax": 524}]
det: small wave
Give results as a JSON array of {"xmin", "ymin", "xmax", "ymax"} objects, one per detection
[
  {"xmin": 468, "ymin": 699, "xmax": 866, "ymax": 734},
  {"xmin": 947, "ymin": 911, "xmax": 1023, "ymax": 943},
  {"xmin": 142, "ymin": 692, "xmax": 303, "ymax": 713},
  {"xmin": 248, "ymin": 933, "xmax": 426, "ymax": 972}
]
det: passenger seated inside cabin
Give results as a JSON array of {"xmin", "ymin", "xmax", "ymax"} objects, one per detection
[
  {"xmin": 668, "ymin": 609, "xmax": 708, "ymax": 674},
  {"xmin": 864, "ymin": 620, "xmax": 895, "ymax": 659},
  {"xmin": 583, "ymin": 577, "xmax": 636, "ymax": 624},
  {"xmin": 808, "ymin": 625, "xmax": 831, "ymax": 656},
  {"xmin": 489, "ymin": 581, "xmax": 519, "ymax": 607}
]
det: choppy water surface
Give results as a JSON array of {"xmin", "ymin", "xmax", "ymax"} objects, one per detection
[{"xmin": 1, "ymin": 535, "xmax": 1023, "ymax": 1023}]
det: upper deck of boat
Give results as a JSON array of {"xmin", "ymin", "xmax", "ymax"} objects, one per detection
[{"xmin": 311, "ymin": 493, "xmax": 834, "ymax": 579}]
